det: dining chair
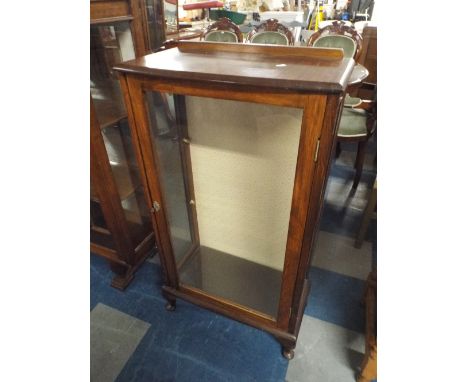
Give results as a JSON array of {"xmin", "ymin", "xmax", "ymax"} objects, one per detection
[
  {"xmin": 307, "ymin": 20, "xmax": 363, "ymax": 107},
  {"xmin": 358, "ymin": 269, "xmax": 377, "ymax": 382},
  {"xmin": 246, "ymin": 18, "xmax": 294, "ymax": 45},
  {"xmin": 307, "ymin": 20, "xmax": 363, "ymax": 60},
  {"xmin": 336, "ymin": 87, "xmax": 377, "ymax": 189},
  {"xmin": 202, "ymin": 17, "xmax": 244, "ymax": 43},
  {"xmin": 355, "ymin": 179, "xmax": 377, "ymax": 248}
]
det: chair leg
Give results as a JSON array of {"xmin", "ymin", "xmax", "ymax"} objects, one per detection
[
  {"xmin": 352, "ymin": 141, "xmax": 367, "ymax": 189},
  {"xmin": 335, "ymin": 141, "xmax": 342, "ymax": 159},
  {"xmin": 355, "ymin": 180, "xmax": 377, "ymax": 248}
]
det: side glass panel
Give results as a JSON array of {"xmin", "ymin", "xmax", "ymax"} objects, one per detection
[
  {"xmin": 91, "ymin": 22, "xmax": 152, "ymax": 249},
  {"xmin": 144, "ymin": 0, "xmax": 165, "ymax": 52},
  {"xmin": 145, "ymin": 92, "xmax": 194, "ymax": 264},
  {"xmin": 164, "ymin": 0, "xmax": 178, "ymax": 35},
  {"xmin": 146, "ymin": 92, "xmax": 303, "ymax": 319}
]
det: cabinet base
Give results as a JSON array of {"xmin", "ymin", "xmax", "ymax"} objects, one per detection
[
  {"xmin": 111, "ymin": 272, "xmax": 135, "ymax": 290},
  {"xmin": 162, "ymin": 285, "xmax": 298, "ymax": 359},
  {"xmin": 281, "ymin": 347, "xmax": 295, "ymax": 360}
]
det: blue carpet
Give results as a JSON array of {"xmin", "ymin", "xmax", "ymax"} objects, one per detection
[{"xmin": 91, "ymin": 255, "xmax": 288, "ymax": 382}]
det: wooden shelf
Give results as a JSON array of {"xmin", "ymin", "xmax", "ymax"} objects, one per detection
[{"xmin": 91, "ymin": 79, "xmax": 127, "ymax": 129}]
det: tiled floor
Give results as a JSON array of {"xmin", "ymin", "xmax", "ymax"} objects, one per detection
[{"xmin": 91, "ymin": 141, "xmax": 377, "ymax": 381}]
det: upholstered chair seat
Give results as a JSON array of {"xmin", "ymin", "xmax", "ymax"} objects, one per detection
[
  {"xmin": 246, "ymin": 19, "xmax": 294, "ymax": 46},
  {"xmin": 250, "ymin": 31, "xmax": 289, "ymax": 45},
  {"xmin": 202, "ymin": 17, "xmax": 243, "ymax": 43},
  {"xmin": 344, "ymin": 94, "xmax": 362, "ymax": 107},
  {"xmin": 204, "ymin": 30, "xmax": 239, "ymax": 43},
  {"xmin": 338, "ymin": 108, "xmax": 368, "ymax": 137},
  {"xmin": 313, "ymin": 35, "xmax": 357, "ymax": 58}
]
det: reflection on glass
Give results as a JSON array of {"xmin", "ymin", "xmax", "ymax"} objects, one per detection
[
  {"xmin": 91, "ymin": 21, "xmax": 151, "ymax": 249},
  {"xmin": 164, "ymin": 0, "xmax": 178, "ymax": 34},
  {"xmin": 148, "ymin": 93, "xmax": 303, "ymax": 319},
  {"xmin": 144, "ymin": 0, "xmax": 165, "ymax": 51},
  {"xmin": 145, "ymin": 92, "xmax": 193, "ymax": 264}
]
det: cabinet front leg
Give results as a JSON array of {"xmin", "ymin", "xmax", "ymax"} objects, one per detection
[
  {"xmin": 274, "ymin": 335, "xmax": 297, "ymax": 360},
  {"xmin": 109, "ymin": 262, "xmax": 134, "ymax": 290},
  {"xmin": 162, "ymin": 290, "xmax": 176, "ymax": 311}
]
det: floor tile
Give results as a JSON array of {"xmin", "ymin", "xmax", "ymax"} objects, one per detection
[
  {"xmin": 286, "ymin": 316, "xmax": 365, "ymax": 382},
  {"xmin": 312, "ymin": 231, "xmax": 372, "ymax": 280},
  {"xmin": 91, "ymin": 303, "xmax": 151, "ymax": 382}
]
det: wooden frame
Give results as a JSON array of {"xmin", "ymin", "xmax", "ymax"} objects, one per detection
[
  {"xmin": 114, "ymin": 41, "xmax": 353, "ymax": 358},
  {"xmin": 90, "ymin": 0, "xmax": 155, "ymax": 289}
]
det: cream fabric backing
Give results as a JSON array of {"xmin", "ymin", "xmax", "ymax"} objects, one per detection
[{"xmin": 186, "ymin": 96, "xmax": 303, "ymax": 271}]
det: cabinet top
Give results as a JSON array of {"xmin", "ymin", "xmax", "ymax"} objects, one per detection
[{"xmin": 114, "ymin": 42, "xmax": 354, "ymax": 94}]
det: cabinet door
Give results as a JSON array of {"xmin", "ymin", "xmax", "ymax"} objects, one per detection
[
  {"xmin": 90, "ymin": 21, "xmax": 152, "ymax": 250},
  {"xmin": 140, "ymin": 90, "xmax": 305, "ymax": 321}
]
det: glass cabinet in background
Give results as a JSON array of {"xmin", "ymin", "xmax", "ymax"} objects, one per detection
[
  {"xmin": 115, "ymin": 42, "xmax": 354, "ymax": 357},
  {"xmin": 90, "ymin": 0, "xmax": 155, "ymax": 289}
]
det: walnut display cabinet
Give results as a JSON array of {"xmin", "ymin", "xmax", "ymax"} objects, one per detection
[
  {"xmin": 114, "ymin": 41, "xmax": 354, "ymax": 357},
  {"xmin": 90, "ymin": 0, "xmax": 155, "ymax": 289}
]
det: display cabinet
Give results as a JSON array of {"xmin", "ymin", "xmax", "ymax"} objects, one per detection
[
  {"xmin": 141, "ymin": 0, "xmax": 166, "ymax": 52},
  {"xmin": 114, "ymin": 41, "xmax": 354, "ymax": 357},
  {"xmin": 90, "ymin": 0, "xmax": 155, "ymax": 289},
  {"xmin": 142, "ymin": 0, "xmax": 203, "ymax": 52}
]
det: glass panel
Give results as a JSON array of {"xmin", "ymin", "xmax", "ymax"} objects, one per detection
[
  {"xmin": 164, "ymin": 0, "xmax": 178, "ymax": 34},
  {"xmin": 145, "ymin": 92, "xmax": 193, "ymax": 264},
  {"xmin": 148, "ymin": 92, "xmax": 303, "ymax": 319},
  {"xmin": 91, "ymin": 21, "xmax": 152, "ymax": 249},
  {"xmin": 144, "ymin": 0, "xmax": 165, "ymax": 51}
]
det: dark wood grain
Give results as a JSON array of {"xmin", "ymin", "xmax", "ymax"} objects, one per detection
[
  {"xmin": 122, "ymin": 74, "xmax": 180, "ymax": 288},
  {"xmin": 90, "ymin": 0, "xmax": 131, "ymax": 20},
  {"xmin": 277, "ymin": 94, "xmax": 327, "ymax": 330},
  {"xmin": 356, "ymin": 26, "xmax": 377, "ymax": 99},
  {"xmin": 114, "ymin": 41, "xmax": 353, "ymax": 94}
]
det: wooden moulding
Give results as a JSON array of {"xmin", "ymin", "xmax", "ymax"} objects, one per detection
[
  {"xmin": 114, "ymin": 42, "xmax": 355, "ymax": 95},
  {"xmin": 288, "ymin": 94, "xmax": 344, "ymax": 334},
  {"xmin": 163, "ymin": 285, "xmax": 297, "ymax": 344},
  {"xmin": 90, "ymin": 1, "xmax": 131, "ymax": 21},
  {"xmin": 277, "ymin": 94, "xmax": 328, "ymax": 330},
  {"xmin": 119, "ymin": 73, "xmax": 180, "ymax": 289},
  {"xmin": 176, "ymin": 41, "xmax": 344, "ymax": 61}
]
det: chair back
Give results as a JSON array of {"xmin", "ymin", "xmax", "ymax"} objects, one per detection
[
  {"xmin": 307, "ymin": 20, "xmax": 363, "ymax": 60},
  {"xmin": 246, "ymin": 19, "xmax": 294, "ymax": 46},
  {"xmin": 202, "ymin": 17, "xmax": 243, "ymax": 43}
]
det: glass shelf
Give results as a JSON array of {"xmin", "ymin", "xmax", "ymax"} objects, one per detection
[
  {"xmin": 90, "ymin": 162, "xmax": 141, "ymax": 202},
  {"xmin": 91, "ymin": 79, "xmax": 127, "ymax": 130},
  {"xmin": 179, "ymin": 246, "xmax": 283, "ymax": 318}
]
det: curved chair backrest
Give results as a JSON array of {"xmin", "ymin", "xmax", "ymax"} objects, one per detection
[
  {"xmin": 307, "ymin": 20, "xmax": 363, "ymax": 60},
  {"xmin": 202, "ymin": 17, "xmax": 243, "ymax": 43},
  {"xmin": 246, "ymin": 19, "xmax": 294, "ymax": 46}
]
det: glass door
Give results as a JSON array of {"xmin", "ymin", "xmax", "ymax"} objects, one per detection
[{"xmin": 144, "ymin": 91, "xmax": 303, "ymax": 320}]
